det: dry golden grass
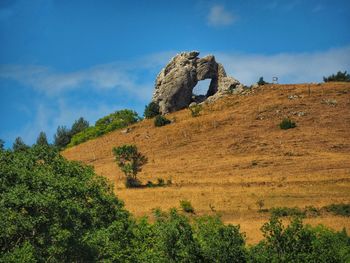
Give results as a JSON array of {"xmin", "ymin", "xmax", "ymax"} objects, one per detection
[{"xmin": 63, "ymin": 82, "xmax": 350, "ymax": 244}]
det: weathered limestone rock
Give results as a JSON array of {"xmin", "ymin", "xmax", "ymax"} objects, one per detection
[{"xmin": 152, "ymin": 51, "xmax": 242, "ymax": 114}]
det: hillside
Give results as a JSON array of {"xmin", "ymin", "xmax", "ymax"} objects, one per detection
[{"xmin": 63, "ymin": 82, "xmax": 350, "ymax": 243}]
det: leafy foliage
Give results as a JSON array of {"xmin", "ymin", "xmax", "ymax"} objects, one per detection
[
  {"xmin": 0, "ymin": 145, "xmax": 133, "ymax": 262},
  {"xmin": 154, "ymin": 115, "xmax": 171, "ymax": 127},
  {"xmin": 279, "ymin": 118, "xmax": 296, "ymax": 130},
  {"xmin": 12, "ymin": 136, "xmax": 29, "ymax": 152},
  {"xmin": 249, "ymin": 216, "xmax": 350, "ymax": 262},
  {"xmin": 69, "ymin": 110, "xmax": 139, "ymax": 147},
  {"xmin": 144, "ymin": 102, "xmax": 160, "ymax": 119},
  {"xmin": 194, "ymin": 216, "xmax": 247, "ymax": 262},
  {"xmin": 36, "ymin": 131, "xmax": 49, "ymax": 146},
  {"xmin": 112, "ymin": 144, "xmax": 148, "ymax": 188},
  {"xmin": 323, "ymin": 71, "xmax": 350, "ymax": 82}
]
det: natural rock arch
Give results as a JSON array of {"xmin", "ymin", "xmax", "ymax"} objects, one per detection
[{"xmin": 151, "ymin": 51, "xmax": 243, "ymax": 114}]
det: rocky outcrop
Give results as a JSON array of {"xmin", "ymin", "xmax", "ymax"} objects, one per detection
[{"xmin": 152, "ymin": 51, "xmax": 243, "ymax": 114}]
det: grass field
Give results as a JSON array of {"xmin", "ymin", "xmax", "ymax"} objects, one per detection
[{"xmin": 63, "ymin": 82, "xmax": 350, "ymax": 243}]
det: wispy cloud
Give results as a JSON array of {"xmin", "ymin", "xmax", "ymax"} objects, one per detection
[
  {"xmin": 214, "ymin": 46, "xmax": 350, "ymax": 85},
  {"xmin": 0, "ymin": 52, "xmax": 173, "ymax": 99},
  {"xmin": 207, "ymin": 4, "xmax": 236, "ymax": 27}
]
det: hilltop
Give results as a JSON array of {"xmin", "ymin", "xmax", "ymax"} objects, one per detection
[{"xmin": 63, "ymin": 82, "xmax": 350, "ymax": 243}]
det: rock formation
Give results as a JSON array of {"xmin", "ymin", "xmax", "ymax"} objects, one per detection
[{"xmin": 152, "ymin": 51, "xmax": 244, "ymax": 114}]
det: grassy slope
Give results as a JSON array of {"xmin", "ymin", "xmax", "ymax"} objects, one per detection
[{"xmin": 63, "ymin": 82, "xmax": 350, "ymax": 243}]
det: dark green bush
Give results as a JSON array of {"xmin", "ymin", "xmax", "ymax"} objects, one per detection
[
  {"xmin": 279, "ymin": 118, "xmax": 296, "ymax": 130},
  {"xmin": 36, "ymin": 131, "xmax": 49, "ymax": 146},
  {"xmin": 144, "ymin": 102, "xmax": 160, "ymax": 119},
  {"xmin": 154, "ymin": 115, "xmax": 171, "ymax": 127},
  {"xmin": 180, "ymin": 200, "xmax": 195, "ymax": 214},
  {"xmin": 270, "ymin": 207, "xmax": 306, "ymax": 218},
  {"xmin": 324, "ymin": 203, "xmax": 350, "ymax": 217},
  {"xmin": 323, "ymin": 71, "xmax": 350, "ymax": 82}
]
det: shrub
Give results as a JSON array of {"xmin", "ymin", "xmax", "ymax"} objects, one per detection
[
  {"xmin": 157, "ymin": 178, "xmax": 165, "ymax": 186},
  {"xmin": 270, "ymin": 207, "xmax": 306, "ymax": 218},
  {"xmin": 144, "ymin": 102, "xmax": 160, "ymax": 119},
  {"xmin": 324, "ymin": 203, "xmax": 350, "ymax": 217},
  {"xmin": 0, "ymin": 139, "xmax": 4, "ymax": 151},
  {"xmin": 279, "ymin": 118, "xmax": 296, "ymax": 130},
  {"xmin": 112, "ymin": 144, "xmax": 147, "ymax": 188},
  {"xmin": 180, "ymin": 200, "xmax": 195, "ymax": 214},
  {"xmin": 257, "ymin": 76, "xmax": 268, "ymax": 85},
  {"xmin": 323, "ymin": 71, "xmax": 350, "ymax": 82},
  {"xmin": 256, "ymin": 199, "xmax": 265, "ymax": 211},
  {"xmin": 189, "ymin": 104, "xmax": 202, "ymax": 117},
  {"xmin": 154, "ymin": 115, "xmax": 171, "ymax": 127}
]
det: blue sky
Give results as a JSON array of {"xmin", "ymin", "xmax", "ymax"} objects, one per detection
[{"xmin": 1, "ymin": 0, "xmax": 349, "ymax": 148}]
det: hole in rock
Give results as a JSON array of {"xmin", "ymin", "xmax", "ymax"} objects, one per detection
[{"xmin": 193, "ymin": 79, "xmax": 211, "ymax": 96}]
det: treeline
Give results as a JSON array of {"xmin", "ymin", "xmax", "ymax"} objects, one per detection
[
  {"xmin": 2, "ymin": 109, "xmax": 140, "ymax": 151},
  {"xmin": 1, "ymin": 146, "xmax": 349, "ymax": 262}
]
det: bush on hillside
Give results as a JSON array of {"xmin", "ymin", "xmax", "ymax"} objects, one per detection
[
  {"xmin": 144, "ymin": 102, "xmax": 160, "ymax": 119},
  {"xmin": 189, "ymin": 104, "xmax": 202, "ymax": 117},
  {"xmin": 324, "ymin": 203, "xmax": 350, "ymax": 217},
  {"xmin": 70, "ymin": 117, "xmax": 89, "ymax": 136},
  {"xmin": 323, "ymin": 71, "xmax": 350, "ymax": 82},
  {"xmin": 180, "ymin": 200, "xmax": 195, "ymax": 214},
  {"xmin": 154, "ymin": 115, "xmax": 171, "ymax": 127},
  {"xmin": 279, "ymin": 118, "xmax": 296, "ymax": 130},
  {"xmin": 270, "ymin": 207, "xmax": 306, "ymax": 218},
  {"xmin": 69, "ymin": 109, "xmax": 140, "ymax": 147}
]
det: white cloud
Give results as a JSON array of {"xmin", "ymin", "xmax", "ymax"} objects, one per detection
[
  {"xmin": 214, "ymin": 46, "xmax": 350, "ymax": 85},
  {"xmin": 207, "ymin": 5, "xmax": 236, "ymax": 27}
]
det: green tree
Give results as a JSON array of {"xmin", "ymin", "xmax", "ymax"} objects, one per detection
[
  {"xmin": 54, "ymin": 125, "xmax": 71, "ymax": 149},
  {"xmin": 112, "ymin": 145, "xmax": 148, "ymax": 187},
  {"xmin": 153, "ymin": 209, "xmax": 202, "ymax": 262},
  {"xmin": 257, "ymin": 77, "xmax": 268, "ymax": 86},
  {"xmin": 0, "ymin": 139, "xmax": 4, "ymax": 151},
  {"xmin": 0, "ymin": 145, "xmax": 134, "ymax": 262},
  {"xmin": 36, "ymin": 131, "xmax": 49, "ymax": 146},
  {"xmin": 144, "ymin": 102, "xmax": 160, "ymax": 119},
  {"xmin": 70, "ymin": 117, "xmax": 89, "ymax": 136},
  {"xmin": 194, "ymin": 216, "xmax": 247, "ymax": 262},
  {"xmin": 323, "ymin": 71, "xmax": 350, "ymax": 82},
  {"xmin": 12, "ymin": 137, "xmax": 29, "ymax": 152}
]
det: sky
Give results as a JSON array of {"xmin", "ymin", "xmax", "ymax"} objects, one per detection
[{"xmin": 0, "ymin": 0, "xmax": 349, "ymax": 148}]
